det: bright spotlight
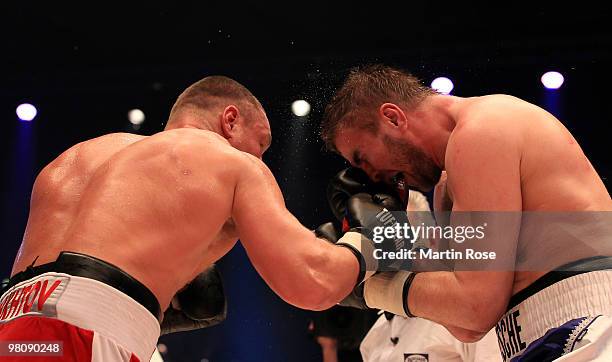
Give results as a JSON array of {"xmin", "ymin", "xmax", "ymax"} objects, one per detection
[
  {"xmin": 431, "ymin": 77, "xmax": 454, "ymax": 95},
  {"xmin": 128, "ymin": 109, "xmax": 146, "ymax": 125},
  {"xmin": 541, "ymin": 71, "xmax": 564, "ymax": 90},
  {"xmin": 291, "ymin": 100, "xmax": 311, "ymax": 117},
  {"xmin": 16, "ymin": 103, "xmax": 37, "ymax": 121}
]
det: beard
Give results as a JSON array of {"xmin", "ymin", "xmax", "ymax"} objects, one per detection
[{"xmin": 383, "ymin": 134, "xmax": 442, "ymax": 192}]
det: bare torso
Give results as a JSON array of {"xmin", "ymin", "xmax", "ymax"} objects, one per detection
[
  {"xmin": 446, "ymin": 95, "xmax": 612, "ymax": 294},
  {"xmin": 12, "ymin": 129, "xmax": 241, "ymax": 309}
]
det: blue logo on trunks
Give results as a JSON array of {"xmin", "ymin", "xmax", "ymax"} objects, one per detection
[{"xmin": 507, "ymin": 316, "xmax": 600, "ymax": 361}]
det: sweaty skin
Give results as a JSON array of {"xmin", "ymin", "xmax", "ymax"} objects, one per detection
[
  {"xmin": 12, "ymin": 128, "xmax": 359, "ymax": 311},
  {"xmin": 335, "ymin": 94, "xmax": 612, "ymax": 340}
]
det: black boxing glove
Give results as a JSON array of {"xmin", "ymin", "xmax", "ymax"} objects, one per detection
[
  {"xmin": 337, "ymin": 193, "xmax": 414, "ymax": 271},
  {"xmin": 160, "ymin": 264, "xmax": 227, "ymax": 335},
  {"xmin": 327, "ymin": 168, "xmax": 373, "ymax": 221},
  {"xmin": 335, "ymin": 194, "xmax": 414, "ymax": 311},
  {"xmin": 314, "ymin": 221, "xmax": 408, "ymax": 314},
  {"xmin": 326, "ymin": 169, "xmax": 414, "ymax": 283},
  {"xmin": 337, "ymin": 281, "xmax": 368, "ymax": 310},
  {"xmin": 327, "ymin": 168, "xmax": 412, "ymax": 256},
  {"xmin": 327, "ymin": 167, "xmax": 409, "ymax": 222}
]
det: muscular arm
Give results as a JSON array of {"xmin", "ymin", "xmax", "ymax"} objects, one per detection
[
  {"xmin": 407, "ymin": 121, "xmax": 522, "ymax": 339},
  {"xmin": 232, "ymin": 155, "xmax": 359, "ymax": 310}
]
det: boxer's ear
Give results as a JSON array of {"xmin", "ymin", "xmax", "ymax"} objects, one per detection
[
  {"xmin": 379, "ymin": 103, "xmax": 407, "ymax": 130},
  {"xmin": 378, "ymin": 103, "xmax": 408, "ymax": 136},
  {"xmin": 379, "ymin": 103, "xmax": 406, "ymax": 127},
  {"xmin": 220, "ymin": 105, "xmax": 240, "ymax": 138}
]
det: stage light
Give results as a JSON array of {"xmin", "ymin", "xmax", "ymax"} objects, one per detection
[
  {"xmin": 431, "ymin": 77, "xmax": 454, "ymax": 95},
  {"xmin": 291, "ymin": 100, "xmax": 311, "ymax": 117},
  {"xmin": 128, "ymin": 109, "xmax": 145, "ymax": 125},
  {"xmin": 16, "ymin": 103, "xmax": 37, "ymax": 121},
  {"xmin": 541, "ymin": 71, "xmax": 564, "ymax": 90}
]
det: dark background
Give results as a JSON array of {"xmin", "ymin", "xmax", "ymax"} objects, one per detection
[{"xmin": 1, "ymin": 3, "xmax": 610, "ymax": 361}]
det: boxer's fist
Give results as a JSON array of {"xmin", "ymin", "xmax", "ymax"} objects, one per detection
[
  {"xmin": 177, "ymin": 266, "xmax": 226, "ymax": 320},
  {"xmin": 327, "ymin": 167, "xmax": 372, "ymax": 221},
  {"xmin": 160, "ymin": 264, "xmax": 227, "ymax": 335},
  {"xmin": 341, "ymin": 193, "xmax": 413, "ymax": 267},
  {"xmin": 344, "ymin": 193, "xmax": 408, "ymax": 232},
  {"xmin": 327, "ymin": 167, "xmax": 408, "ymax": 221},
  {"xmin": 338, "ymin": 281, "xmax": 368, "ymax": 310}
]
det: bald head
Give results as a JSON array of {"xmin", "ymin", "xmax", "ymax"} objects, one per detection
[
  {"xmin": 166, "ymin": 75, "xmax": 265, "ymax": 129},
  {"xmin": 166, "ymin": 76, "xmax": 271, "ymax": 158}
]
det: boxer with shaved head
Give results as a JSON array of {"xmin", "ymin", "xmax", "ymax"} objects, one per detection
[{"xmin": 0, "ymin": 76, "xmax": 372, "ymax": 361}]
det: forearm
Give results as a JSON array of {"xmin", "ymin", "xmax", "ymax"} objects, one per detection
[
  {"xmin": 241, "ymin": 226, "xmax": 359, "ymax": 310},
  {"xmin": 407, "ymin": 271, "xmax": 510, "ymax": 332},
  {"xmin": 443, "ymin": 324, "xmax": 489, "ymax": 343},
  {"xmin": 234, "ymin": 157, "xmax": 360, "ymax": 310}
]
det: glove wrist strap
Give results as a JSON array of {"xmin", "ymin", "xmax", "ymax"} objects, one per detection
[
  {"xmin": 363, "ymin": 271, "xmax": 418, "ymax": 318},
  {"xmin": 336, "ymin": 231, "xmax": 378, "ymax": 284}
]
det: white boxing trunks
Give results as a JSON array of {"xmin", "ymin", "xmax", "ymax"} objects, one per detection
[
  {"xmin": 360, "ymin": 312, "xmax": 501, "ymax": 362},
  {"xmin": 0, "ymin": 262, "xmax": 161, "ymax": 362},
  {"xmin": 496, "ymin": 268, "xmax": 612, "ymax": 361}
]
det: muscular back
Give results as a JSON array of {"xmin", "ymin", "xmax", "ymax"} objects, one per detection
[{"xmin": 13, "ymin": 129, "xmax": 242, "ymax": 309}]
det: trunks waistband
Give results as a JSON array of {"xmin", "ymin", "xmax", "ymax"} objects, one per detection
[
  {"xmin": 5, "ymin": 251, "xmax": 161, "ymax": 321},
  {"xmin": 507, "ymin": 256, "xmax": 612, "ymax": 311}
]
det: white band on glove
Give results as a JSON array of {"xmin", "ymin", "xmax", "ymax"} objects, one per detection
[
  {"xmin": 336, "ymin": 231, "xmax": 379, "ymax": 282},
  {"xmin": 363, "ymin": 271, "xmax": 413, "ymax": 317}
]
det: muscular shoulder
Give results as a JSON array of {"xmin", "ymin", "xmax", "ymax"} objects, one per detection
[
  {"xmin": 445, "ymin": 97, "xmax": 524, "ymax": 206},
  {"xmin": 152, "ymin": 130, "xmax": 281, "ymax": 211},
  {"xmin": 151, "ymin": 129, "xmax": 251, "ymax": 170},
  {"xmin": 461, "ymin": 94, "xmax": 535, "ymax": 114},
  {"xmin": 457, "ymin": 94, "xmax": 548, "ymax": 130},
  {"xmin": 148, "ymin": 129, "xmax": 272, "ymax": 189},
  {"xmin": 31, "ymin": 133, "xmax": 146, "ymax": 202},
  {"xmin": 39, "ymin": 133, "xmax": 144, "ymax": 179},
  {"xmin": 449, "ymin": 95, "xmax": 531, "ymax": 153},
  {"xmin": 53, "ymin": 132, "xmax": 144, "ymax": 165}
]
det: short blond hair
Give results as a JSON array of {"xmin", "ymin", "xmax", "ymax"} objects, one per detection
[
  {"xmin": 321, "ymin": 65, "xmax": 435, "ymax": 151},
  {"xmin": 169, "ymin": 76, "xmax": 263, "ymax": 122}
]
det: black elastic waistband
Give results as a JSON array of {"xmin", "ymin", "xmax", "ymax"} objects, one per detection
[
  {"xmin": 5, "ymin": 252, "xmax": 161, "ymax": 321},
  {"xmin": 507, "ymin": 256, "xmax": 612, "ymax": 311}
]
